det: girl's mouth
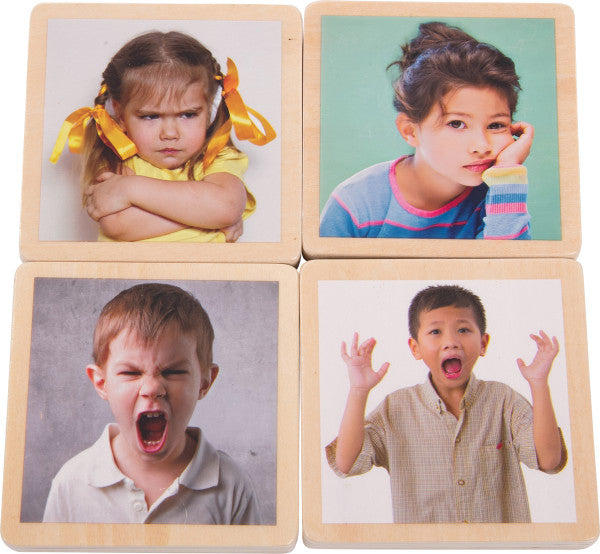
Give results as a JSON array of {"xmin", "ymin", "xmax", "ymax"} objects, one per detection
[
  {"xmin": 464, "ymin": 160, "xmax": 494, "ymax": 173},
  {"xmin": 442, "ymin": 358, "xmax": 463, "ymax": 379},
  {"xmin": 137, "ymin": 411, "xmax": 168, "ymax": 453}
]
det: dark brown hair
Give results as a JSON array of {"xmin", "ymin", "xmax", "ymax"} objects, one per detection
[
  {"xmin": 408, "ymin": 284, "xmax": 487, "ymax": 338},
  {"xmin": 92, "ymin": 283, "xmax": 215, "ymax": 375},
  {"xmin": 82, "ymin": 31, "xmax": 232, "ymax": 186},
  {"xmin": 389, "ymin": 22, "xmax": 521, "ymax": 122}
]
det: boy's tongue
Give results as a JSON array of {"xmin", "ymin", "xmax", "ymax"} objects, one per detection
[{"xmin": 443, "ymin": 358, "xmax": 462, "ymax": 376}]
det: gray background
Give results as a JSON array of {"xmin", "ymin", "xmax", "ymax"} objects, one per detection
[{"xmin": 21, "ymin": 278, "xmax": 278, "ymax": 524}]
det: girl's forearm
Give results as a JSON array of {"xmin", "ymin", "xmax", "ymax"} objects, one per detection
[
  {"xmin": 336, "ymin": 388, "xmax": 370, "ymax": 474},
  {"xmin": 530, "ymin": 383, "xmax": 562, "ymax": 471},
  {"xmin": 99, "ymin": 206, "xmax": 187, "ymax": 241},
  {"xmin": 125, "ymin": 173, "xmax": 247, "ymax": 229}
]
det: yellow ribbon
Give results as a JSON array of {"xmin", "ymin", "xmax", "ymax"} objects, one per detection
[
  {"xmin": 203, "ymin": 58, "xmax": 276, "ymax": 169},
  {"xmin": 50, "ymin": 90, "xmax": 137, "ymax": 163}
]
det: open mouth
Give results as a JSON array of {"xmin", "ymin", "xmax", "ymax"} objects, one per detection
[
  {"xmin": 137, "ymin": 411, "xmax": 168, "ymax": 453},
  {"xmin": 442, "ymin": 358, "xmax": 463, "ymax": 379}
]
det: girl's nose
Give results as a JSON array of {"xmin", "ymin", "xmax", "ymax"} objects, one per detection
[
  {"xmin": 160, "ymin": 118, "xmax": 179, "ymax": 140},
  {"xmin": 469, "ymin": 130, "xmax": 492, "ymax": 155},
  {"xmin": 139, "ymin": 376, "xmax": 167, "ymax": 399}
]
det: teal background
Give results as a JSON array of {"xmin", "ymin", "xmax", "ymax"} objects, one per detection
[{"xmin": 319, "ymin": 16, "xmax": 560, "ymax": 240}]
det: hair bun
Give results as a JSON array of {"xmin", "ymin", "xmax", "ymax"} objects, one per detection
[{"xmin": 399, "ymin": 21, "xmax": 476, "ymax": 71}]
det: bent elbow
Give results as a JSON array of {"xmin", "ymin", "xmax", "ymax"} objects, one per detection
[{"xmin": 98, "ymin": 213, "xmax": 129, "ymax": 241}]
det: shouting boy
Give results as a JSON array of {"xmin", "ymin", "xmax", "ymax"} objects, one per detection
[
  {"xmin": 326, "ymin": 285, "xmax": 567, "ymax": 523},
  {"xmin": 43, "ymin": 283, "xmax": 261, "ymax": 524}
]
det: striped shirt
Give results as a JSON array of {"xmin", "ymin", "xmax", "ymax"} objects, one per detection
[
  {"xmin": 319, "ymin": 157, "xmax": 530, "ymax": 239},
  {"xmin": 326, "ymin": 375, "xmax": 567, "ymax": 523}
]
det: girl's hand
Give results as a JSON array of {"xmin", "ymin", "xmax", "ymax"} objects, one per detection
[
  {"xmin": 495, "ymin": 121, "xmax": 535, "ymax": 167},
  {"xmin": 84, "ymin": 171, "xmax": 135, "ymax": 221},
  {"xmin": 517, "ymin": 330, "xmax": 559, "ymax": 389},
  {"xmin": 341, "ymin": 332, "xmax": 390, "ymax": 392},
  {"xmin": 221, "ymin": 219, "xmax": 244, "ymax": 242}
]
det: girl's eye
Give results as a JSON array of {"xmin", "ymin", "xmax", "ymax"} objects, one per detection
[
  {"xmin": 140, "ymin": 114, "xmax": 158, "ymax": 121},
  {"xmin": 488, "ymin": 121, "xmax": 508, "ymax": 130},
  {"xmin": 447, "ymin": 120, "xmax": 466, "ymax": 129},
  {"xmin": 180, "ymin": 112, "xmax": 198, "ymax": 119}
]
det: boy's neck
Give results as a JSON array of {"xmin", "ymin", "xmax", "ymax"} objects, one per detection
[
  {"xmin": 109, "ymin": 427, "xmax": 197, "ymax": 507},
  {"xmin": 428, "ymin": 376, "xmax": 469, "ymax": 419}
]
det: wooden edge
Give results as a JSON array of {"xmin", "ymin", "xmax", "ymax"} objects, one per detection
[
  {"xmin": 1, "ymin": 262, "xmax": 299, "ymax": 551},
  {"xmin": 20, "ymin": 3, "xmax": 302, "ymax": 264},
  {"xmin": 300, "ymin": 258, "xmax": 598, "ymax": 547},
  {"xmin": 302, "ymin": 2, "xmax": 580, "ymax": 259}
]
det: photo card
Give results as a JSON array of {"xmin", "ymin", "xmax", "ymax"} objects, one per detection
[
  {"xmin": 303, "ymin": 1, "xmax": 580, "ymax": 259},
  {"xmin": 21, "ymin": 3, "xmax": 302, "ymax": 264},
  {"xmin": 301, "ymin": 258, "xmax": 597, "ymax": 547},
  {"xmin": 2, "ymin": 262, "xmax": 298, "ymax": 551}
]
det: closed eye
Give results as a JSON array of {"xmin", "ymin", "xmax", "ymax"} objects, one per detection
[{"xmin": 162, "ymin": 368, "xmax": 189, "ymax": 377}]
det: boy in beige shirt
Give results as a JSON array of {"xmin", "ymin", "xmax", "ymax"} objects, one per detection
[{"xmin": 326, "ymin": 285, "xmax": 567, "ymax": 523}]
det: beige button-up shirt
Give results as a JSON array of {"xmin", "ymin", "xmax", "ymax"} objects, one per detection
[{"xmin": 326, "ymin": 375, "xmax": 567, "ymax": 523}]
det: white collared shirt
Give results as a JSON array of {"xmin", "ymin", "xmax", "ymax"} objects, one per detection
[{"xmin": 43, "ymin": 425, "xmax": 261, "ymax": 524}]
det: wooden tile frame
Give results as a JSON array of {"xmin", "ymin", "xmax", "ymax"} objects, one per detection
[
  {"xmin": 2, "ymin": 262, "xmax": 299, "ymax": 551},
  {"xmin": 20, "ymin": 3, "xmax": 302, "ymax": 265},
  {"xmin": 301, "ymin": 258, "xmax": 597, "ymax": 547},
  {"xmin": 303, "ymin": 2, "xmax": 581, "ymax": 259}
]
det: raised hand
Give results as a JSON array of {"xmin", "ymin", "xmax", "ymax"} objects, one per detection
[
  {"xmin": 341, "ymin": 332, "xmax": 390, "ymax": 392},
  {"xmin": 495, "ymin": 121, "xmax": 534, "ymax": 167},
  {"xmin": 516, "ymin": 330, "xmax": 559, "ymax": 388}
]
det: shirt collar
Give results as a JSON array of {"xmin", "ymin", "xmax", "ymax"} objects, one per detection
[
  {"xmin": 178, "ymin": 427, "xmax": 221, "ymax": 491},
  {"xmin": 86, "ymin": 425, "xmax": 221, "ymax": 491},
  {"xmin": 420, "ymin": 373, "xmax": 480, "ymax": 414},
  {"xmin": 87, "ymin": 424, "xmax": 129, "ymax": 488}
]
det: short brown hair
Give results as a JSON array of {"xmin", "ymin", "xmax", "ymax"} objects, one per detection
[
  {"xmin": 389, "ymin": 21, "xmax": 521, "ymax": 122},
  {"xmin": 93, "ymin": 283, "xmax": 214, "ymax": 373},
  {"xmin": 408, "ymin": 285, "xmax": 487, "ymax": 338}
]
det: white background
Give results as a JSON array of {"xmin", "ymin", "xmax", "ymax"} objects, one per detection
[
  {"xmin": 40, "ymin": 17, "xmax": 282, "ymax": 242},
  {"xmin": 319, "ymin": 279, "xmax": 574, "ymax": 523},
  {"xmin": 2, "ymin": 0, "xmax": 600, "ymax": 553}
]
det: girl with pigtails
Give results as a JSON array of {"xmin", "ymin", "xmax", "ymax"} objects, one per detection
[
  {"xmin": 320, "ymin": 22, "xmax": 533, "ymax": 240},
  {"xmin": 51, "ymin": 31, "xmax": 275, "ymax": 243}
]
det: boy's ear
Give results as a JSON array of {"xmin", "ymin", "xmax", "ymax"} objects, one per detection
[
  {"xmin": 86, "ymin": 364, "xmax": 108, "ymax": 401},
  {"xmin": 396, "ymin": 113, "xmax": 420, "ymax": 147},
  {"xmin": 198, "ymin": 364, "xmax": 219, "ymax": 400},
  {"xmin": 480, "ymin": 333, "xmax": 491, "ymax": 356},
  {"xmin": 408, "ymin": 337, "xmax": 422, "ymax": 360}
]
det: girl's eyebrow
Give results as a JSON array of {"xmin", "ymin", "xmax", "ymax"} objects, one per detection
[{"xmin": 443, "ymin": 111, "xmax": 511, "ymax": 119}]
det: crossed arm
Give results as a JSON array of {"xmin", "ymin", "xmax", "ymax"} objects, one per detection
[{"xmin": 83, "ymin": 169, "xmax": 247, "ymax": 241}]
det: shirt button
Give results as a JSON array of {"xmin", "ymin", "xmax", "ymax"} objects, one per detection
[
  {"xmin": 133, "ymin": 502, "xmax": 144, "ymax": 512},
  {"xmin": 458, "ymin": 479, "xmax": 465, "ymax": 486}
]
